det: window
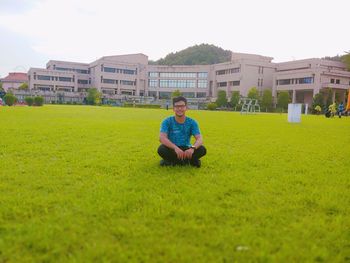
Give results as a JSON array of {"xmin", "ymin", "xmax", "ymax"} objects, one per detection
[
  {"xmin": 336, "ymin": 79, "xmax": 340, "ymax": 84},
  {"xmin": 59, "ymin": 77, "xmax": 72, "ymax": 82},
  {"xmin": 120, "ymin": 80, "xmax": 135, "ymax": 86},
  {"xmin": 330, "ymin": 79, "xmax": 335, "ymax": 83},
  {"xmin": 218, "ymin": 82, "xmax": 227, "ymax": 87},
  {"xmin": 197, "ymin": 92, "xmax": 206, "ymax": 98},
  {"xmin": 104, "ymin": 67, "xmax": 116, "ymax": 73},
  {"xmin": 159, "ymin": 92, "xmax": 171, "ymax": 99},
  {"xmin": 159, "ymin": 72, "xmax": 196, "ymax": 78},
  {"xmin": 123, "ymin": 69, "xmax": 136, "ymax": 75},
  {"xmin": 230, "ymin": 81, "xmax": 240, "ymax": 86},
  {"xmin": 298, "ymin": 77, "xmax": 313, "ymax": 84},
  {"xmin": 78, "ymin": 79, "xmax": 88, "ymax": 84},
  {"xmin": 277, "ymin": 79, "xmax": 291, "ymax": 85},
  {"xmin": 198, "ymin": 80, "xmax": 207, "ymax": 88},
  {"xmin": 216, "ymin": 70, "xmax": 226, "ymax": 75},
  {"xmin": 102, "ymin": 79, "xmax": 117, "ymax": 84},
  {"xmin": 149, "ymin": 72, "xmax": 158, "ymax": 78},
  {"xmin": 198, "ymin": 72, "xmax": 208, "ymax": 78},
  {"xmin": 148, "ymin": 79, "xmax": 158, "ymax": 87},
  {"xmin": 37, "ymin": 75, "xmax": 51, "ymax": 81},
  {"xmin": 159, "ymin": 79, "xmax": 195, "ymax": 88}
]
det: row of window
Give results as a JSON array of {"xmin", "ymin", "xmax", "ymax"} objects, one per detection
[
  {"xmin": 34, "ymin": 74, "xmax": 91, "ymax": 84},
  {"xmin": 148, "ymin": 91, "xmax": 207, "ymax": 99},
  {"xmin": 148, "ymin": 79, "xmax": 208, "ymax": 88},
  {"xmin": 54, "ymin": 66, "xmax": 89, "ymax": 74},
  {"xmin": 149, "ymin": 72, "xmax": 208, "ymax": 78},
  {"xmin": 216, "ymin": 67, "xmax": 240, "ymax": 75},
  {"xmin": 101, "ymin": 78, "xmax": 136, "ymax": 86},
  {"xmin": 330, "ymin": 79, "xmax": 340, "ymax": 84},
  {"xmin": 277, "ymin": 77, "xmax": 314, "ymax": 85},
  {"xmin": 217, "ymin": 81, "xmax": 240, "ymax": 87},
  {"xmin": 35, "ymin": 75, "xmax": 74, "ymax": 82},
  {"xmin": 102, "ymin": 66, "xmax": 137, "ymax": 75}
]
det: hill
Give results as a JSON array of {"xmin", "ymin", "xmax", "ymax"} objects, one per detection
[{"xmin": 149, "ymin": 44, "xmax": 232, "ymax": 65}]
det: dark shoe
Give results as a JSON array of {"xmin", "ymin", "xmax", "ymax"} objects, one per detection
[
  {"xmin": 160, "ymin": 160, "xmax": 173, "ymax": 166},
  {"xmin": 191, "ymin": 159, "xmax": 201, "ymax": 168}
]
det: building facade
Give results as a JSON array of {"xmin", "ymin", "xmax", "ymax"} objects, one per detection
[
  {"xmin": 1, "ymin": 72, "xmax": 28, "ymax": 91},
  {"xmin": 273, "ymin": 58, "xmax": 350, "ymax": 105},
  {"xmin": 22, "ymin": 52, "xmax": 350, "ymax": 106}
]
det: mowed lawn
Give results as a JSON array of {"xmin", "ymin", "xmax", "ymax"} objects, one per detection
[{"xmin": 0, "ymin": 105, "xmax": 349, "ymax": 262}]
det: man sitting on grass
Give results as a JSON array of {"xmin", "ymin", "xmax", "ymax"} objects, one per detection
[{"xmin": 158, "ymin": 96, "xmax": 206, "ymax": 167}]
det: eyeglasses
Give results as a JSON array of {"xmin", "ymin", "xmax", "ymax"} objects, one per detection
[{"xmin": 174, "ymin": 105, "xmax": 186, "ymax": 109}]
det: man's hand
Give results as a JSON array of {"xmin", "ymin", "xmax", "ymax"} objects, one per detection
[
  {"xmin": 184, "ymin": 148, "xmax": 194, "ymax": 159},
  {"xmin": 174, "ymin": 147, "xmax": 185, "ymax": 160}
]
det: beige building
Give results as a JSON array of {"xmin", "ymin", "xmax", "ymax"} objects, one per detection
[
  {"xmin": 1, "ymin": 72, "xmax": 28, "ymax": 91},
  {"xmin": 213, "ymin": 52, "xmax": 276, "ymax": 98},
  {"xmin": 25, "ymin": 52, "xmax": 350, "ymax": 105},
  {"xmin": 273, "ymin": 59, "xmax": 350, "ymax": 105}
]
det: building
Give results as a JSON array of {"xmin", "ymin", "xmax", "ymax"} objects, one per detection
[
  {"xmin": 1, "ymin": 72, "xmax": 28, "ymax": 91},
  {"xmin": 273, "ymin": 58, "xmax": 350, "ymax": 105},
  {"xmin": 24, "ymin": 52, "xmax": 350, "ymax": 106}
]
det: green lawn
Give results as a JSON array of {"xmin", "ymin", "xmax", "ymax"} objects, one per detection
[{"xmin": 0, "ymin": 105, "xmax": 349, "ymax": 262}]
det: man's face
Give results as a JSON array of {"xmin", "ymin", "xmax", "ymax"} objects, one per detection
[{"xmin": 173, "ymin": 101, "xmax": 187, "ymax": 117}]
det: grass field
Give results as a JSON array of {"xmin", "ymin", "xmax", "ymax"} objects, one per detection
[{"xmin": 0, "ymin": 105, "xmax": 349, "ymax": 262}]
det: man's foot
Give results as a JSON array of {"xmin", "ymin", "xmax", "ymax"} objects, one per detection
[
  {"xmin": 191, "ymin": 159, "xmax": 201, "ymax": 168},
  {"xmin": 160, "ymin": 160, "xmax": 174, "ymax": 166}
]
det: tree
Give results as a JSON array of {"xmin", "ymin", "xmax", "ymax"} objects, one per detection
[
  {"xmin": 312, "ymin": 93, "xmax": 324, "ymax": 113},
  {"xmin": 171, "ymin": 90, "xmax": 182, "ymax": 98},
  {"xmin": 342, "ymin": 52, "xmax": 350, "ymax": 71},
  {"xmin": 261, "ymin": 89, "xmax": 273, "ymax": 112},
  {"xmin": 156, "ymin": 44, "xmax": 232, "ymax": 65},
  {"xmin": 18, "ymin": 82, "xmax": 29, "ymax": 90},
  {"xmin": 4, "ymin": 93, "xmax": 17, "ymax": 106},
  {"xmin": 0, "ymin": 82, "xmax": 3, "ymax": 91},
  {"xmin": 230, "ymin": 91, "xmax": 240, "ymax": 110},
  {"xmin": 86, "ymin": 88, "xmax": 101, "ymax": 105},
  {"xmin": 247, "ymin": 87, "xmax": 259, "ymax": 100},
  {"xmin": 277, "ymin": 91, "xmax": 290, "ymax": 111},
  {"xmin": 216, "ymin": 90, "xmax": 227, "ymax": 107},
  {"xmin": 325, "ymin": 88, "xmax": 333, "ymax": 107}
]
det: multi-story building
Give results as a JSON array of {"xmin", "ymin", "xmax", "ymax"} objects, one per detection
[
  {"xmin": 273, "ymin": 58, "xmax": 350, "ymax": 105},
  {"xmin": 24, "ymin": 52, "xmax": 350, "ymax": 106},
  {"xmin": 1, "ymin": 72, "xmax": 28, "ymax": 91},
  {"xmin": 213, "ymin": 52, "xmax": 276, "ymax": 98}
]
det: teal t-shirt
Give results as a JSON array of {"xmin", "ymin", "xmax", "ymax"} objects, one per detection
[{"xmin": 160, "ymin": 116, "xmax": 200, "ymax": 147}]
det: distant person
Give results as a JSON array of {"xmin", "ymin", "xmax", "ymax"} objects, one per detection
[
  {"xmin": 158, "ymin": 96, "xmax": 206, "ymax": 167},
  {"xmin": 338, "ymin": 102, "xmax": 344, "ymax": 118}
]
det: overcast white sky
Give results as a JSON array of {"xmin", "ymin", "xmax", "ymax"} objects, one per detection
[{"xmin": 0, "ymin": 0, "xmax": 349, "ymax": 77}]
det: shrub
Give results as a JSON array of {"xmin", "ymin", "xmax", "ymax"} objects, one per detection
[
  {"xmin": 123, "ymin": 103, "xmax": 161, "ymax": 109},
  {"xmin": 24, "ymin": 97, "xmax": 34, "ymax": 106},
  {"xmin": 4, "ymin": 93, "xmax": 17, "ymax": 106},
  {"xmin": 207, "ymin": 103, "xmax": 217, "ymax": 110},
  {"xmin": 34, "ymin": 96, "xmax": 44, "ymax": 106}
]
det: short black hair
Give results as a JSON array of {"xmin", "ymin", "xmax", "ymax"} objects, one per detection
[{"xmin": 173, "ymin": 96, "xmax": 187, "ymax": 106}]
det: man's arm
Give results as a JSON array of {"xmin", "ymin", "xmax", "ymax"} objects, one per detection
[
  {"xmin": 159, "ymin": 132, "xmax": 185, "ymax": 160},
  {"xmin": 192, "ymin": 134, "xmax": 203, "ymax": 149},
  {"xmin": 184, "ymin": 134, "xmax": 203, "ymax": 159}
]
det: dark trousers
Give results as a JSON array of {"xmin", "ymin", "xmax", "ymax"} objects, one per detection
[{"xmin": 157, "ymin": 144, "xmax": 207, "ymax": 164}]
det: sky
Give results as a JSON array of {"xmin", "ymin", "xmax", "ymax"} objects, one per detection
[{"xmin": 0, "ymin": 0, "xmax": 349, "ymax": 77}]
